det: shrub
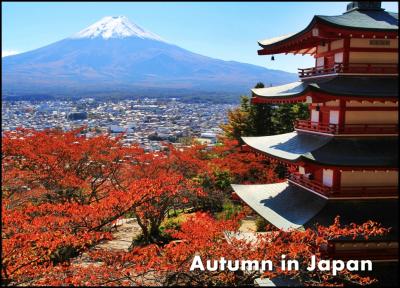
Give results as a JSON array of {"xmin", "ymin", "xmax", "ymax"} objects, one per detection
[
  {"xmin": 255, "ymin": 216, "xmax": 269, "ymax": 232},
  {"xmin": 216, "ymin": 198, "xmax": 242, "ymax": 220}
]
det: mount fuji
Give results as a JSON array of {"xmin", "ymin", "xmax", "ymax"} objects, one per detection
[
  {"xmin": 70, "ymin": 16, "xmax": 166, "ymax": 41},
  {"xmin": 2, "ymin": 16, "xmax": 297, "ymax": 102}
]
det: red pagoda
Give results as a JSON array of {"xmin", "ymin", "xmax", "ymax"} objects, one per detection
[{"xmin": 231, "ymin": 1, "xmax": 398, "ymax": 285}]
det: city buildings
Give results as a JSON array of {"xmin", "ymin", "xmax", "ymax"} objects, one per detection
[{"xmin": 2, "ymin": 98, "xmax": 231, "ymax": 151}]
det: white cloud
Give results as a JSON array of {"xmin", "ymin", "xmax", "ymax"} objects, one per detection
[{"xmin": 2, "ymin": 50, "xmax": 20, "ymax": 57}]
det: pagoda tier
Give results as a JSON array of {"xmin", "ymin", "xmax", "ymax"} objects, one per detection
[
  {"xmin": 257, "ymin": 3, "xmax": 398, "ymax": 79},
  {"xmin": 258, "ymin": 5, "xmax": 398, "ymax": 55},
  {"xmin": 231, "ymin": 182, "xmax": 398, "ymax": 232},
  {"xmin": 231, "ymin": 182, "xmax": 398, "ymax": 261},
  {"xmin": 257, "ymin": 11, "xmax": 398, "ymax": 55},
  {"xmin": 251, "ymin": 76, "xmax": 398, "ymax": 103},
  {"xmin": 241, "ymin": 132, "xmax": 397, "ymax": 166},
  {"xmin": 252, "ymin": 76, "xmax": 398, "ymax": 136},
  {"xmin": 241, "ymin": 132, "xmax": 398, "ymax": 199}
]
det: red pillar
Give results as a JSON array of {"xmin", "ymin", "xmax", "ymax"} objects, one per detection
[
  {"xmin": 343, "ymin": 38, "xmax": 350, "ymax": 72},
  {"xmin": 338, "ymin": 99, "xmax": 346, "ymax": 133},
  {"xmin": 332, "ymin": 169, "xmax": 341, "ymax": 192}
]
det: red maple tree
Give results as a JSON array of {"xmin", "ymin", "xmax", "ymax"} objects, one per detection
[{"xmin": 1, "ymin": 129, "xmax": 389, "ymax": 286}]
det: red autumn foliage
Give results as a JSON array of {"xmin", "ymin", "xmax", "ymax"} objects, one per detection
[
  {"xmin": 1, "ymin": 129, "xmax": 389, "ymax": 286},
  {"xmin": 28, "ymin": 212, "xmax": 388, "ymax": 286},
  {"xmin": 154, "ymin": 213, "xmax": 389, "ymax": 286}
]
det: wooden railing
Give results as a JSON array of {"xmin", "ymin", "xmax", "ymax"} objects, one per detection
[
  {"xmin": 339, "ymin": 123, "xmax": 399, "ymax": 134},
  {"xmin": 336, "ymin": 186, "xmax": 398, "ymax": 198},
  {"xmin": 288, "ymin": 173, "xmax": 397, "ymax": 198},
  {"xmin": 298, "ymin": 62, "xmax": 398, "ymax": 77},
  {"xmin": 322, "ymin": 240, "xmax": 398, "ymax": 261},
  {"xmin": 298, "ymin": 65, "xmax": 337, "ymax": 77},
  {"xmin": 294, "ymin": 120, "xmax": 398, "ymax": 135},
  {"xmin": 295, "ymin": 120, "xmax": 337, "ymax": 134},
  {"xmin": 337, "ymin": 62, "xmax": 398, "ymax": 74},
  {"xmin": 288, "ymin": 173, "xmax": 333, "ymax": 196}
]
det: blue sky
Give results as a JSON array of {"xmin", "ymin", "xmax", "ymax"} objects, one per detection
[{"xmin": 2, "ymin": 1, "xmax": 398, "ymax": 72}]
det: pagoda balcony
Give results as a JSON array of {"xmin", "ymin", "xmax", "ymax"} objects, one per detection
[
  {"xmin": 288, "ymin": 173, "xmax": 397, "ymax": 199},
  {"xmin": 294, "ymin": 120, "xmax": 398, "ymax": 135},
  {"xmin": 298, "ymin": 63, "xmax": 398, "ymax": 78},
  {"xmin": 322, "ymin": 240, "xmax": 399, "ymax": 261}
]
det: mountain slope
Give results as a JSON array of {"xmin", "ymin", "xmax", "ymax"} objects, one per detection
[{"xmin": 2, "ymin": 16, "xmax": 298, "ymax": 101}]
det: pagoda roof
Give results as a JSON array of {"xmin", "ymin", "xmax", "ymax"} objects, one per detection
[
  {"xmin": 317, "ymin": 9, "xmax": 398, "ymax": 31},
  {"xmin": 231, "ymin": 182, "xmax": 398, "ymax": 236},
  {"xmin": 252, "ymin": 76, "xmax": 398, "ymax": 102},
  {"xmin": 258, "ymin": 7, "xmax": 398, "ymax": 55},
  {"xmin": 242, "ymin": 132, "xmax": 398, "ymax": 167},
  {"xmin": 231, "ymin": 182, "xmax": 325, "ymax": 231},
  {"xmin": 252, "ymin": 81, "xmax": 307, "ymax": 100}
]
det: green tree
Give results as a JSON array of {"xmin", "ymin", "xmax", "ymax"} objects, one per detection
[
  {"xmin": 220, "ymin": 95, "xmax": 255, "ymax": 143},
  {"xmin": 249, "ymin": 82, "xmax": 275, "ymax": 136},
  {"xmin": 221, "ymin": 82, "xmax": 310, "ymax": 141},
  {"xmin": 272, "ymin": 103, "xmax": 309, "ymax": 134},
  {"xmin": 254, "ymin": 82, "xmax": 265, "ymax": 89}
]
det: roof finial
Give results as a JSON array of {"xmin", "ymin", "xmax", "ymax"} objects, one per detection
[{"xmin": 346, "ymin": 2, "xmax": 384, "ymax": 12}]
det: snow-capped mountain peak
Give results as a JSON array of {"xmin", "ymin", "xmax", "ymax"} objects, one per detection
[{"xmin": 70, "ymin": 16, "xmax": 165, "ymax": 41}]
